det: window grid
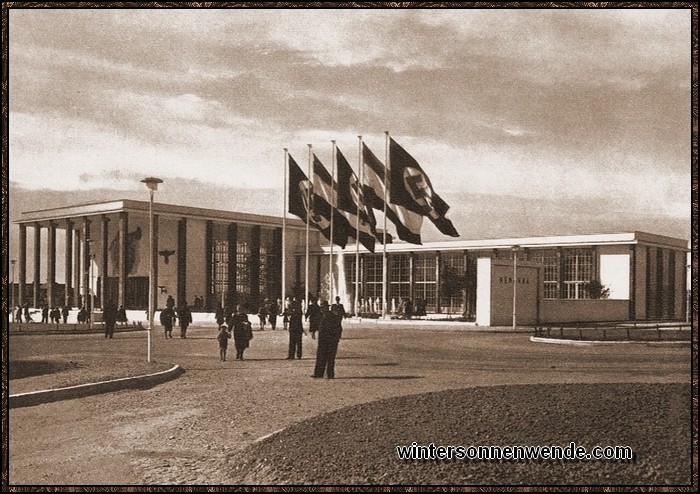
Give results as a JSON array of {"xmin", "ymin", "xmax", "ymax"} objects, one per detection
[
  {"xmin": 442, "ymin": 252, "xmax": 466, "ymax": 311},
  {"xmin": 211, "ymin": 239, "xmax": 229, "ymax": 302},
  {"xmin": 531, "ymin": 250, "xmax": 559, "ymax": 299},
  {"xmin": 563, "ymin": 249, "xmax": 593, "ymax": 300},
  {"xmin": 414, "ymin": 255, "xmax": 437, "ymax": 311},
  {"xmin": 363, "ymin": 255, "xmax": 383, "ymax": 302},
  {"xmin": 389, "ymin": 254, "xmax": 410, "ymax": 304},
  {"xmin": 236, "ymin": 241, "xmax": 250, "ymax": 295}
]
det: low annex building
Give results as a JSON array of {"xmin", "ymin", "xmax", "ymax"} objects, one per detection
[{"xmin": 13, "ymin": 200, "xmax": 688, "ymax": 326}]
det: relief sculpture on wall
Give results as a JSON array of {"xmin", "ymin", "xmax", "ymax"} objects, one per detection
[{"xmin": 109, "ymin": 227, "xmax": 142, "ymax": 276}]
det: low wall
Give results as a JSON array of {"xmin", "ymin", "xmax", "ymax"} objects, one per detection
[
  {"xmin": 9, "ymin": 364, "xmax": 184, "ymax": 409},
  {"xmin": 540, "ymin": 299, "xmax": 629, "ymax": 324}
]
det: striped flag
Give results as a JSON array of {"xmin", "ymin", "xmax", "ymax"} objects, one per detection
[
  {"xmin": 389, "ymin": 138, "xmax": 459, "ymax": 238},
  {"xmin": 335, "ymin": 146, "xmax": 392, "ymax": 252},
  {"xmin": 362, "ymin": 143, "xmax": 423, "ymax": 245}
]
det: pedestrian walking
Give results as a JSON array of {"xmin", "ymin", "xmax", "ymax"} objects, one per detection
[
  {"xmin": 103, "ymin": 300, "xmax": 118, "ymax": 338},
  {"xmin": 117, "ymin": 305, "xmax": 128, "ymax": 326},
  {"xmin": 257, "ymin": 302, "xmax": 268, "ymax": 330},
  {"xmin": 268, "ymin": 299, "xmax": 279, "ymax": 330},
  {"xmin": 160, "ymin": 306, "xmax": 176, "ymax": 338},
  {"xmin": 177, "ymin": 303, "xmax": 193, "ymax": 338},
  {"xmin": 311, "ymin": 300, "xmax": 344, "ymax": 379},
  {"xmin": 217, "ymin": 325, "xmax": 231, "ymax": 361},
  {"xmin": 61, "ymin": 306, "xmax": 69, "ymax": 324},
  {"xmin": 286, "ymin": 297, "xmax": 304, "ymax": 359},
  {"xmin": 305, "ymin": 298, "xmax": 322, "ymax": 340},
  {"xmin": 331, "ymin": 296, "xmax": 347, "ymax": 319},
  {"xmin": 231, "ymin": 305, "xmax": 253, "ymax": 360}
]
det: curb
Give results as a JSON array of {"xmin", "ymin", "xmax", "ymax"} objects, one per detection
[
  {"xmin": 529, "ymin": 336, "xmax": 691, "ymax": 347},
  {"xmin": 9, "ymin": 364, "xmax": 185, "ymax": 409}
]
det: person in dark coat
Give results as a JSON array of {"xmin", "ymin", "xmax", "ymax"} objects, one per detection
[
  {"xmin": 231, "ymin": 305, "xmax": 252, "ymax": 360},
  {"xmin": 61, "ymin": 306, "xmax": 70, "ymax": 324},
  {"xmin": 116, "ymin": 305, "xmax": 127, "ymax": 326},
  {"xmin": 311, "ymin": 300, "xmax": 343, "ymax": 379},
  {"xmin": 160, "ymin": 306, "xmax": 175, "ymax": 338},
  {"xmin": 268, "ymin": 299, "xmax": 280, "ymax": 330},
  {"xmin": 177, "ymin": 303, "xmax": 192, "ymax": 338},
  {"xmin": 331, "ymin": 296, "xmax": 346, "ymax": 319},
  {"xmin": 305, "ymin": 299, "xmax": 322, "ymax": 340},
  {"xmin": 286, "ymin": 297, "xmax": 304, "ymax": 359},
  {"xmin": 217, "ymin": 325, "xmax": 231, "ymax": 361},
  {"xmin": 257, "ymin": 302, "xmax": 268, "ymax": 330},
  {"xmin": 103, "ymin": 300, "xmax": 118, "ymax": 338}
]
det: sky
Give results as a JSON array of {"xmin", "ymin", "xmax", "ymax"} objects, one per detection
[{"xmin": 7, "ymin": 7, "xmax": 693, "ymax": 254}]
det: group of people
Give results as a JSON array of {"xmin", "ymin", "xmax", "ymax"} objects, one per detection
[
  {"xmin": 159, "ymin": 295, "xmax": 193, "ymax": 339},
  {"xmin": 217, "ymin": 304, "xmax": 254, "ymax": 361},
  {"xmin": 214, "ymin": 295, "xmax": 347, "ymax": 379},
  {"xmin": 13, "ymin": 303, "xmax": 128, "ymax": 328}
]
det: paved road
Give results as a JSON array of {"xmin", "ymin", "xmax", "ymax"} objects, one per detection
[{"xmin": 8, "ymin": 324, "xmax": 691, "ymax": 485}]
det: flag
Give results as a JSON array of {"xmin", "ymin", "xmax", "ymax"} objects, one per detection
[
  {"xmin": 288, "ymin": 154, "xmax": 346, "ymax": 247},
  {"xmin": 335, "ymin": 146, "xmax": 392, "ymax": 253},
  {"xmin": 388, "ymin": 138, "xmax": 459, "ymax": 237},
  {"xmin": 288, "ymin": 154, "xmax": 310, "ymax": 221},
  {"xmin": 362, "ymin": 143, "xmax": 423, "ymax": 245},
  {"xmin": 311, "ymin": 155, "xmax": 352, "ymax": 248}
]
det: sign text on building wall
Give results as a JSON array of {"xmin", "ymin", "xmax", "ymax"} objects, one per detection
[{"xmin": 498, "ymin": 277, "xmax": 531, "ymax": 284}]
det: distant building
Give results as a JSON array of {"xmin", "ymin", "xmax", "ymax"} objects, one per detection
[{"xmin": 13, "ymin": 200, "xmax": 688, "ymax": 325}]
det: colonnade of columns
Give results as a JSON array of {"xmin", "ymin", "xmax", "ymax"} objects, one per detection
[{"xmin": 14, "ymin": 212, "xmax": 150, "ymax": 311}]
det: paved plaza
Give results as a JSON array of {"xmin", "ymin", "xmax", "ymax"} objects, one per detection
[{"xmin": 8, "ymin": 323, "xmax": 692, "ymax": 486}]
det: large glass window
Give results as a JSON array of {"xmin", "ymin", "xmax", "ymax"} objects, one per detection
[
  {"xmin": 236, "ymin": 226, "xmax": 252, "ymax": 297},
  {"xmin": 259, "ymin": 228, "xmax": 275, "ymax": 299},
  {"xmin": 363, "ymin": 255, "xmax": 383, "ymax": 307},
  {"xmin": 441, "ymin": 251, "xmax": 466, "ymax": 313},
  {"xmin": 210, "ymin": 223, "xmax": 229, "ymax": 304},
  {"xmin": 563, "ymin": 249, "xmax": 594, "ymax": 299},
  {"xmin": 530, "ymin": 249, "xmax": 559, "ymax": 299},
  {"xmin": 389, "ymin": 254, "xmax": 410, "ymax": 309},
  {"xmin": 414, "ymin": 254, "xmax": 437, "ymax": 312}
]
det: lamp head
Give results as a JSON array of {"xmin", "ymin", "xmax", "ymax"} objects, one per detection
[{"xmin": 141, "ymin": 177, "xmax": 163, "ymax": 191}]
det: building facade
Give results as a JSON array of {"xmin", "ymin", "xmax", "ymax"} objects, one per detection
[
  {"xmin": 12, "ymin": 200, "xmax": 306, "ymax": 313},
  {"xmin": 305, "ymin": 232, "xmax": 689, "ymax": 324},
  {"xmin": 13, "ymin": 200, "xmax": 688, "ymax": 325}
]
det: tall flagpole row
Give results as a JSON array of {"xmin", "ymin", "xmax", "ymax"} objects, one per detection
[
  {"xmin": 330, "ymin": 140, "xmax": 336, "ymax": 303},
  {"xmin": 282, "ymin": 148, "xmax": 288, "ymax": 305},
  {"xmin": 306, "ymin": 144, "xmax": 312, "ymax": 313},
  {"xmin": 383, "ymin": 131, "xmax": 389, "ymax": 319},
  {"xmin": 356, "ymin": 135, "xmax": 362, "ymax": 317}
]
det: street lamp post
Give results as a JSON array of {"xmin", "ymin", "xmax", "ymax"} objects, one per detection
[
  {"xmin": 11, "ymin": 259, "xmax": 16, "ymax": 322},
  {"xmin": 141, "ymin": 177, "xmax": 163, "ymax": 364},
  {"xmin": 89, "ymin": 253, "xmax": 96, "ymax": 331},
  {"xmin": 512, "ymin": 245, "xmax": 521, "ymax": 331}
]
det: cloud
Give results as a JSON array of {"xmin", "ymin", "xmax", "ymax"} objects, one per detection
[{"xmin": 7, "ymin": 7, "xmax": 691, "ymax": 241}]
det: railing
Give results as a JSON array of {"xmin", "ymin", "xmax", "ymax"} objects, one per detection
[{"xmin": 533, "ymin": 321, "xmax": 691, "ymax": 342}]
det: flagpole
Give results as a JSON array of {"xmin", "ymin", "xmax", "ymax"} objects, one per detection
[
  {"xmin": 306, "ymin": 144, "xmax": 312, "ymax": 313},
  {"xmin": 330, "ymin": 140, "xmax": 336, "ymax": 303},
  {"xmin": 356, "ymin": 135, "xmax": 362, "ymax": 317},
  {"xmin": 383, "ymin": 131, "xmax": 389, "ymax": 319},
  {"xmin": 283, "ymin": 148, "xmax": 288, "ymax": 306}
]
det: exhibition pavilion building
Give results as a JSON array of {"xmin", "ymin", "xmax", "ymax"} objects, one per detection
[{"xmin": 12, "ymin": 200, "xmax": 689, "ymax": 326}]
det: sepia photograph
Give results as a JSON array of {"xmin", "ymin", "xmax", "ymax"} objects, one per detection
[{"xmin": 4, "ymin": 3, "xmax": 696, "ymax": 490}]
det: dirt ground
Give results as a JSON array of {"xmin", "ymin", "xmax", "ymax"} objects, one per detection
[{"xmin": 7, "ymin": 323, "xmax": 692, "ymax": 487}]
